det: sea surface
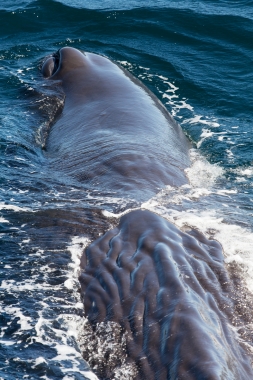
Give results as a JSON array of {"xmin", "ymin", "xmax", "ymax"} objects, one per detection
[{"xmin": 0, "ymin": 0, "xmax": 253, "ymax": 379}]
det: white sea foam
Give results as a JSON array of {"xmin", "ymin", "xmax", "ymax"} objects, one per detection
[
  {"xmin": 226, "ymin": 148, "xmax": 234, "ymax": 158},
  {"xmin": 0, "ymin": 202, "xmax": 31, "ymax": 212},
  {"xmin": 241, "ymin": 168, "xmax": 253, "ymax": 176},
  {"xmin": 0, "ymin": 305, "xmax": 33, "ymax": 332},
  {"xmin": 102, "ymin": 208, "xmax": 138, "ymax": 219},
  {"xmin": 196, "ymin": 128, "xmax": 215, "ymax": 148},
  {"xmin": 185, "ymin": 149, "xmax": 224, "ymax": 188},
  {"xmin": 0, "ymin": 216, "xmax": 9, "ymax": 223},
  {"xmin": 9, "ymin": 280, "xmax": 52, "ymax": 292},
  {"xmin": 0, "ymin": 339, "xmax": 16, "ymax": 346},
  {"xmin": 234, "ymin": 166, "xmax": 253, "ymax": 178},
  {"xmin": 216, "ymin": 189, "xmax": 237, "ymax": 196},
  {"xmin": 184, "ymin": 115, "xmax": 220, "ymax": 128},
  {"xmin": 67, "ymin": 236, "xmax": 89, "ymax": 275}
]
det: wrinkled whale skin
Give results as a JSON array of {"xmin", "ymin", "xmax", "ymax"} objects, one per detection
[
  {"xmin": 43, "ymin": 47, "xmax": 190, "ymax": 201},
  {"xmin": 79, "ymin": 210, "xmax": 253, "ymax": 380}
]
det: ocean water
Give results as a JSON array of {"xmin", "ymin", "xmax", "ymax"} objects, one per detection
[{"xmin": 0, "ymin": 0, "xmax": 253, "ymax": 379}]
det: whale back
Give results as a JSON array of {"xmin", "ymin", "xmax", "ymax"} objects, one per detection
[
  {"xmin": 79, "ymin": 210, "xmax": 253, "ymax": 380},
  {"xmin": 43, "ymin": 47, "xmax": 190, "ymax": 201}
]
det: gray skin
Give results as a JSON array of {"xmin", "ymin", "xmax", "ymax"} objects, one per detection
[
  {"xmin": 80, "ymin": 209, "xmax": 253, "ymax": 380},
  {"xmin": 41, "ymin": 49, "xmax": 253, "ymax": 379},
  {"xmin": 42, "ymin": 47, "xmax": 190, "ymax": 201}
]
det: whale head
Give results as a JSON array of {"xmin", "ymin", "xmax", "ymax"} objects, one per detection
[{"xmin": 42, "ymin": 47, "xmax": 87, "ymax": 79}]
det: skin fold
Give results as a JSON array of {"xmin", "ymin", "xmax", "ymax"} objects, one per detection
[{"xmin": 79, "ymin": 209, "xmax": 253, "ymax": 379}]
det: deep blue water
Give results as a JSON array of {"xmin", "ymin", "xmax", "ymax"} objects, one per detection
[{"xmin": 0, "ymin": 1, "xmax": 253, "ymax": 379}]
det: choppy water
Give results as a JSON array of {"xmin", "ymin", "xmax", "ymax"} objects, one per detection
[{"xmin": 0, "ymin": 0, "xmax": 253, "ymax": 379}]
